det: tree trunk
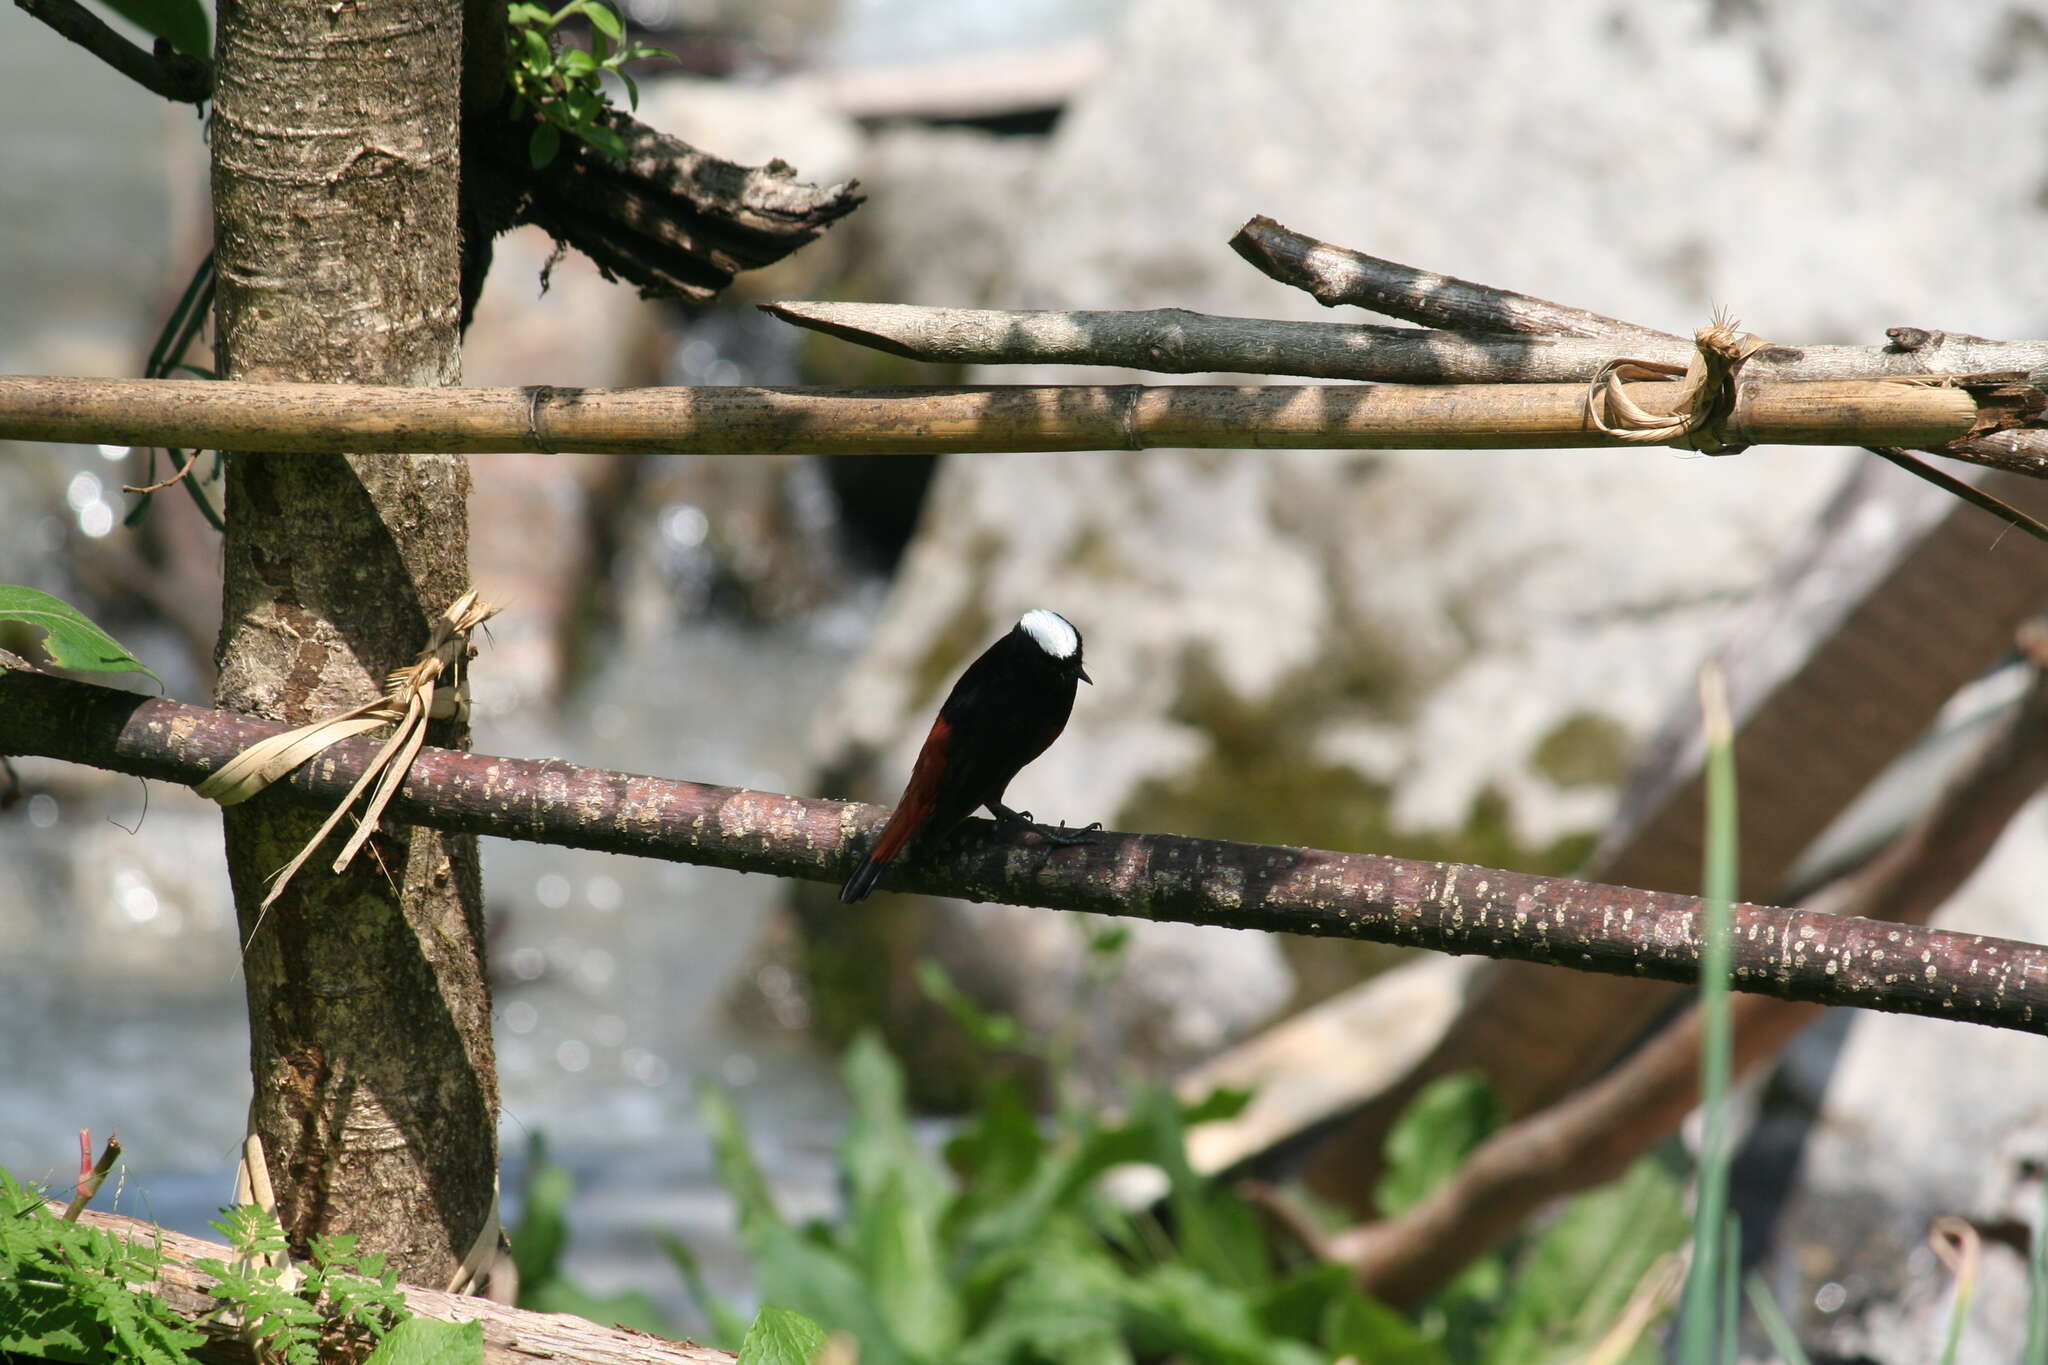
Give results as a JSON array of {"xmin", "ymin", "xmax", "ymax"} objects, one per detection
[{"xmin": 210, "ymin": 0, "xmax": 495, "ymax": 1285}]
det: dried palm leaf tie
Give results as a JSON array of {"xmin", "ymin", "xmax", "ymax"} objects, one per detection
[
  {"xmin": 195, "ymin": 588, "xmax": 499, "ymax": 911},
  {"xmin": 1584, "ymin": 311, "xmax": 1768, "ymax": 453},
  {"xmin": 229, "ymin": 1129, "xmax": 302, "ymax": 1292},
  {"xmin": 443, "ymin": 1176, "xmax": 503, "ymax": 1295}
]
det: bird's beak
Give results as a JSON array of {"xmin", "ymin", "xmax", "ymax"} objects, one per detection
[{"xmin": 1077, "ymin": 665, "xmax": 1092, "ymax": 684}]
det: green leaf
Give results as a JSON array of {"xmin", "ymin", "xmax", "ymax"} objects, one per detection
[
  {"xmin": 580, "ymin": 1, "xmax": 622, "ymax": 39},
  {"xmin": 557, "ymin": 47, "xmax": 597, "ymax": 77},
  {"xmin": 573, "ymin": 121, "xmax": 628, "ymax": 162},
  {"xmin": 1132, "ymin": 1086, "xmax": 1271, "ymax": 1291},
  {"xmin": 563, "ymin": 87, "xmax": 601, "ymax": 126},
  {"xmin": 528, "ymin": 120, "xmax": 562, "ymax": 168},
  {"xmin": 943, "ymin": 1072, "xmax": 1043, "ymax": 1212},
  {"xmin": 699, "ymin": 1083, "xmax": 787, "ymax": 1238},
  {"xmin": 1376, "ymin": 1071, "xmax": 1501, "ymax": 1218},
  {"xmin": 1120, "ymin": 1262, "xmax": 1285, "ymax": 1364},
  {"xmin": 840, "ymin": 1034, "xmax": 947, "ymax": 1218},
  {"xmin": 508, "ymin": 1132, "xmax": 571, "ymax": 1291},
  {"xmin": 1322, "ymin": 1291, "xmax": 1450, "ymax": 1365},
  {"xmin": 954, "ymin": 1229, "xmax": 1132, "ymax": 1365},
  {"xmin": 0, "ymin": 1167, "xmax": 208, "ymax": 1364},
  {"xmin": 660, "ymin": 1233, "xmax": 751, "ymax": 1348},
  {"xmin": 362, "ymin": 1316, "xmax": 484, "ymax": 1365},
  {"xmin": 519, "ymin": 27, "xmax": 553, "ymax": 68},
  {"xmin": 1181, "ymin": 1085, "xmax": 1253, "ymax": 1127},
  {"xmin": 90, "ymin": 0, "xmax": 210, "ymax": 58},
  {"xmin": 735, "ymin": 1306, "xmax": 826, "ymax": 1365},
  {"xmin": 1086, "ymin": 923, "xmax": 1132, "ymax": 959},
  {"xmin": 745, "ymin": 1223, "xmax": 910, "ymax": 1365},
  {"xmin": 506, "ymin": 1, "xmax": 551, "ymax": 25},
  {"xmin": 916, "ymin": 959, "xmax": 1023, "ymax": 1051},
  {"xmin": 0, "ymin": 585, "xmax": 160, "ymax": 683},
  {"xmin": 853, "ymin": 1170, "xmax": 960, "ymax": 1357},
  {"xmin": 1481, "ymin": 1159, "xmax": 1688, "ymax": 1364}
]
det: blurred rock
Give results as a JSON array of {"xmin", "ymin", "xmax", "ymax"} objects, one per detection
[{"xmin": 798, "ymin": 0, "xmax": 2048, "ymax": 1137}]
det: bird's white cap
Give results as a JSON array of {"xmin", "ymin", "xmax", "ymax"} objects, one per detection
[{"xmin": 1019, "ymin": 608, "xmax": 1080, "ymax": 659}]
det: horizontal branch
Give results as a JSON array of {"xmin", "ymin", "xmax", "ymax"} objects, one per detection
[
  {"xmin": 764, "ymin": 300, "xmax": 2048, "ymax": 387},
  {"xmin": 0, "ymin": 374, "xmax": 2022, "ymax": 455},
  {"xmin": 14, "ymin": 0, "xmax": 212, "ymax": 103},
  {"xmin": 60, "ymin": 1205, "xmax": 730, "ymax": 1364},
  {"xmin": 8, "ymin": 661, "xmax": 2048, "ymax": 1035}
]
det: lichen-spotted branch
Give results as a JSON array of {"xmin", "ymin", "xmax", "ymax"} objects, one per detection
[{"xmin": 7, "ymin": 659, "xmax": 2048, "ymax": 1035}]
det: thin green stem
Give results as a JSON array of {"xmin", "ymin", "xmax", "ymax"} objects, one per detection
[{"xmin": 1681, "ymin": 664, "xmax": 1739, "ymax": 1361}]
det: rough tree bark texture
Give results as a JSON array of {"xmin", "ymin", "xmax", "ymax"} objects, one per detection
[{"xmin": 211, "ymin": 0, "xmax": 494, "ymax": 1283}]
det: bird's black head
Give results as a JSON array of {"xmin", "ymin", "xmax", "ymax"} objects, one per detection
[{"xmin": 1015, "ymin": 608, "xmax": 1090, "ymax": 684}]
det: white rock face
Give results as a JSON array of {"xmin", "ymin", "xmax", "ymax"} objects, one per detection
[{"xmin": 809, "ymin": 1, "xmax": 2048, "ymax": 1082}]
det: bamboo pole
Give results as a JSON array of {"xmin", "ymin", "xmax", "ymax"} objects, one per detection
[{"xmin": 0, "ymin": 374, "xmax": 2008, "ymax": 454}]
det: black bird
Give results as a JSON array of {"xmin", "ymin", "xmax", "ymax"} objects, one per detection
[{"xmin": 840, "ymin": 609, "xmax": 1095, "ymax": 903}]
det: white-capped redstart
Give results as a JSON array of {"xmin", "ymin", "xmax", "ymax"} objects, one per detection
[{"xmin": 839, "ymin": 609, "xmax": 1096, "ymax": 903}]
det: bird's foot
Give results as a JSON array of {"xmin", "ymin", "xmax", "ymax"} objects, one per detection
[{"xmin": 989, "ymin": 802, "xmax": 1101, "ymax": 846}]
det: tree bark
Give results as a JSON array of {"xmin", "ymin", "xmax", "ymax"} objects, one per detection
[{"xmin": 211, "ymin": 0, "xmax": 494, "ymax": 1284}]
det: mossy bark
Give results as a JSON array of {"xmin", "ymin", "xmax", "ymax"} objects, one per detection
[{"xmin": 211, "ymin": 0, "xmax": 494, "ymax": 1284}]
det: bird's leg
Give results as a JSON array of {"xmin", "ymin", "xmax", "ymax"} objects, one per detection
[
  {"xmin": 987, "ymin": 800, "xmax": 1033, "ymax": 827},
  {"xmin": 987, "ymin": 801, "xmax": 1102, "ymax": 847}
]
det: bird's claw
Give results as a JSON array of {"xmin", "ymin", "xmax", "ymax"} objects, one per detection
[{"xmin": 988, "ymin": 803, "xmax": 1101, "ymax": 847}]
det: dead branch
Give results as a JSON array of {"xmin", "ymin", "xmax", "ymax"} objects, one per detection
[
  {"xmin": 0, "ymin": 373, "xmax": 2020, "ymax": 456},
  {"xmin": 1222, "ymin": 215, "xmax": 2048, "ymax": 511},
  {"xmin": 8, "ymin": 662, "xmax": 2048, "ymax": 1035},
  {"xmin": 1230, "ymin": 214, "xmax": 1677, "ymax": 343},
  {"xmin": 14, "ymin": 0, "xmax": 211, "ymax": 103},
  {"xmin": 1316, "ymin": 623, "xmax": 2048, "ymax": 1308},
  {"xmin": 57, "ymin": 1205, "xmax": 731, "ymax": 1364},
  {"xmin": 496, "ymin": 109, "xmax": 864, "ymax": 308},
  {"xmin": 764, "ymin": 300, "xmax": 2048, "ymax": 388}
]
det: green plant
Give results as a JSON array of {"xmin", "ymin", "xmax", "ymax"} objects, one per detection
[
  {"xmin": 0, "ymin": 586, "xmax": 160, "ymax": 684},
  {"xmin": 0, "ymin": 1167, "xmax": 207, "ymax": 1364},
  {"xmin": 736, "ymin": 1305, "xmax": 827, "ymax": 1365},
  {"xmin": 683, "ymin": 1009, "xmax": 1688, "ymax": 1364},
  {"xmin": 0, "ymin": 1165, "xmax": 482, "ymax": 1365},
  {"xmin": 2028, "ymin": 1172, "xmax": 2048, "ymax": 1364},
  {"xmin": 509, "ymin": 1132, "xmax": 677, "ymax": 1335},
  {"xmin": 504, "ymin": 0, "xmax": 672, "ymax": 168},
  {"xmin": 194, "ymin": 1205, "xmax": 410, "ymax": 1364},
  {"xmin": 1679, "ymin": 665, "xmax": 1740, "ymax": 1363}
]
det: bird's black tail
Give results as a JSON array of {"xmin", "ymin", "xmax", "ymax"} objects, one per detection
[{"xmin": 839, "ymin": 852, "xmax": 891, "ymax": 903}]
